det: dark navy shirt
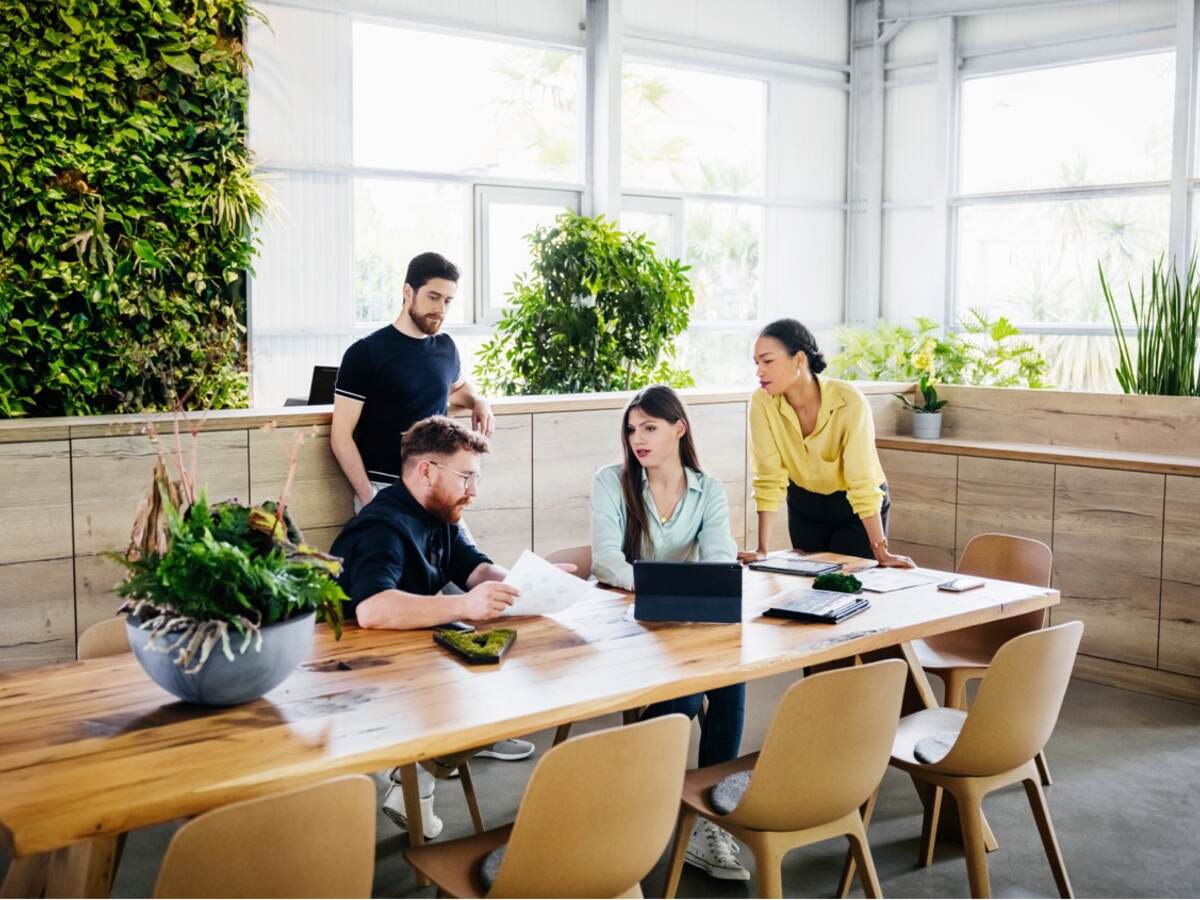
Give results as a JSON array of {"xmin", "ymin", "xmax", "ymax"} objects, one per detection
[
  {"xmin": 334, "ymin": 325, "xmax": 461, "ymax": 483},
  {"xmin": 330, "ymin": 479, "xmax": 491, "ymax": 620}
]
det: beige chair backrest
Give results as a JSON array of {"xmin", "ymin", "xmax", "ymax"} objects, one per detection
[
  {"xmin": 930, "ymin": 534, "xmax": 1053, "ymax": 655},
  {"xmin": 933, "ymin": 620, "xmax": 1083, "ymax": 778},
  {"xmin": 545, "ymin": 544, "xmax": 593, "ymax": 581},
  {"xmin": 727, "ymin": 659, "xmax": 907, "ymax": 833},
  {"xmin": 77, "ymin": 616, "xmax": 131, "ymax": 661},
  {"xmin": 489, "ymin": 714, "xmax": 690, "ymax": 898},
  {"xmin": 153, "ymin": 775, "xmax": 375, "ymax": 898}
]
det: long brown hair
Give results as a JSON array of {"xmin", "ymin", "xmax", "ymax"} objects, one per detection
[{"xmin": 619, "ymin": 385, "xmax": 703, "ymax": 562}]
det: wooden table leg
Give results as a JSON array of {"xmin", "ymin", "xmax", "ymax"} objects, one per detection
[
  {"xmin": 43, "ymin": 837, "xmax": 118, "ymax": 898},
  {"xmin": 1, "ymin": 853, "xmax": 50, "ymax": 899},
  {"xmin": 397, "ymin": 764, "xmax": 430, "ymax": 889}
]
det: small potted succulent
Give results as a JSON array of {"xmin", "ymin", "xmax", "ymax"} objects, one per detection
[
  {"xmin": 110, "ymin": 422, "xmax": 346, "ymax": 706},
  {"xmin": 895, "ymin": 372, "xmax": 948, "ymax": 439}
]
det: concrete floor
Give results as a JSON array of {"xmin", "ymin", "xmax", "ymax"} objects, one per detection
[{"xmin": 7, "ymin": 675, "xmax": 1199, "ymax": 898}]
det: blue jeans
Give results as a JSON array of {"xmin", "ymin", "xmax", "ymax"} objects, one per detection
[{"xmin": 640, "ymin": 682, "xmax": 746, "ymax": 767}]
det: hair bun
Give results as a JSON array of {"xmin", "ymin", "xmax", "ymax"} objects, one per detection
[{"xmin": 809, "ymin": 350, "xmax": 828, "ymax": 374}]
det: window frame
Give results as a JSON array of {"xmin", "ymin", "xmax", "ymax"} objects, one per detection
[{"xmin": 473, "ymin": 184, "xmax": 583, "ymax": 325}]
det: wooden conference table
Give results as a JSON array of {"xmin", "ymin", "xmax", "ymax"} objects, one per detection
[{"xmin": 0, "ymin": 556, "xmax": 1058, "ymax": 897}]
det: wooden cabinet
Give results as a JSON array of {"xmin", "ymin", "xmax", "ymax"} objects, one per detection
[
  {"xmin": 878, "ymin": 448, "xmax": 957, "ymax": 569},
  {"xmin": 249, "ymin": 425, "xmax": 354, "ymax": 535},
  {"xmin": 1160, "ymin": 475, "xmax": 1200, "ymax": 676},
  {"xmin": 1051, "ymin": 466, "xmax": 1164, "ymax": 668},
  {"xmin": 955, "ymin": 456, "xmax": 1054, "ymax": 561}
]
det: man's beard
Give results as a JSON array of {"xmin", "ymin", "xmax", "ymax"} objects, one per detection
[
  {"xmin": 412, "ymin": 309, "xmax": 443, "ymax": 336},
  {"xmin": 426, "ymin": 486, "xmax": 470, "ymax": 524}
]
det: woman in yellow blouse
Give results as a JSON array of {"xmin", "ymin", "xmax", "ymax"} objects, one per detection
[{"xmin": 743, "ymin": 319, "xmax": 914, "ymax": 568}]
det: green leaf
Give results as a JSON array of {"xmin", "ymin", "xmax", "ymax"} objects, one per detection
[
  {"xmin": 161, "ymin": 52, "xmax": 199, "ymax": 77},
  {"xmin": 61, "ymin": 13, "xmax": 83, "ymax": 34}
]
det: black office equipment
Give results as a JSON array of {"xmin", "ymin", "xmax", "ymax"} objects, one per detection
[
  {"xmin": 763, "ymin": 589, "xmax": 870, "ymax": 624},
  {"xmin": 748, "ymin": 558, "xmax": 842, "ymax": 577},
  {"xmin": 633, "ymin": 561, "xmax": 743, "ymax": 624},
  {"xmin": 307, "ymin": 365, "xmax": 339, "ymax": 405}
]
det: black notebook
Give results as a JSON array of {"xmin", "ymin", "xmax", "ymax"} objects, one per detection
[{"xmin": 763, "ymin": 589, "xmax": 870, "ymax": 624}]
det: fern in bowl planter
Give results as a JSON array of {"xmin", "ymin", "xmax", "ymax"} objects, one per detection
[
  {"xmin": 895, "ymin": 373, "xmax": 948, "ymax": 439},
  {"xmin": 110, "ymin": 426, "xmax": 346, "ymax": 706}
]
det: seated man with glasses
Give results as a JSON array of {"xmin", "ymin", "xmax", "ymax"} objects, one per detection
[{"xmin": 331, "ymin": 414, "xmax": 536, "ymax": 837}]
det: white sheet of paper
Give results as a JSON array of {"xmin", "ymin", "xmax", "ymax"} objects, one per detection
[
  {"xmin": 855, "ymin": 569, "xmax": 940, "ymax": 593},
  {"xmin": 501, "ymin": 549, "xmax": 613, "ymax": 616}
]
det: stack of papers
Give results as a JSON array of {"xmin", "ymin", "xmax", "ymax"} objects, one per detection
[
  {"xmin": 501, "ymin": 550, "xmax": 619, "ymax": 617},
  {"xmin": 855, "ymin": 569, "xmax": 941, "ymax": 593}
]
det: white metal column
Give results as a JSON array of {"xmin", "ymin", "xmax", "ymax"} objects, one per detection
[
  {"xmin": 584, "ymin": 0, "xmax": 621, "ymax": 219},
  {"xmin": 1169, "ymin": 0, "xmax": 1200, "ymax": 275},
  {"xmin": 935, "ymin": 17, "xmax": 958, "ymax": 329}
]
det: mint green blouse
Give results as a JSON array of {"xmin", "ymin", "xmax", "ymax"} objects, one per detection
[{"xmin": 589, "ymin": 463, "xmax": 738, "ymax": 590}]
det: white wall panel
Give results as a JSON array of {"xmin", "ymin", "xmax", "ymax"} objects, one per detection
[
  {"xmin": 625, "ymin": 0, "xmax": 849, "ymax": 66},
  {"xmin": 884, "ymin": 82, "xmax": 936, "ymax": 203},
  {"xmin": 251, "ymin": 333, "xmax": 357, "ymax": 408},
  {"xmin": 957, "ymin": 1, "xmax": 1173, "ymax": 60},
  {"xmin": 767, "ymin": 209, "xmax": 845, "ymax": 325},
  {"xmin": 882, "ymin": 207, "xmax": 940, "ymax": 324},
  {"xmin": 251, "ymin": 174, "xmax": 352, "ymax": 333},
  {"xmin": 887, "ymin": 18, "xmax": 939, "ymax": 64},
  {"xmin": 769, "ymin": 82, "xmax": 847, "ymax": 202},
  {"xmin": 262, "ymin": 0, "xmax": 584, "ymax": 44},
  {"xmin": 248, "ymin": 4, "xmax": 350, "ymax": 165}
]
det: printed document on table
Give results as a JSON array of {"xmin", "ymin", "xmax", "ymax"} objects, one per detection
[
  {"xmin": 855, "ymin": 569, "xmax": 941, "ymax": 593},
  {"xmin": 501, "ymin": 549, "xmax": 617, "ymax": 616}
]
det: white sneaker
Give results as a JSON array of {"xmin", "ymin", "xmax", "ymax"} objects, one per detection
[
  {"xmin": 685, "ymin": 818, "xmax": 750, "ymax": 881},
  {"xmin": 381, "ymin": 768, "xmax": 444, "ymax": 839}
]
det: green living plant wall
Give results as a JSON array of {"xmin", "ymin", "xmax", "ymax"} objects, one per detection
[{"xmin": 0, "ymin": 0, "xmax": 263, "ymax": 417}]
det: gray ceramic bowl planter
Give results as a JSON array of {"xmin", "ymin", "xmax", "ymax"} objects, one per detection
[{"xmin": 126, "ymin": 611, "xmax": 316, "ymax": 706}]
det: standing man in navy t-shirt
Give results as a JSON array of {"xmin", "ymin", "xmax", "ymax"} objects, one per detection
[{"xmin": 331, "ymin": 251, "xmax": 495, "ymax": 512}]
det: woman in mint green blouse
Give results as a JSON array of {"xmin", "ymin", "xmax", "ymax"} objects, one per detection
[{"xmin": 589, "ymin": 384, "xmax": 749, "ymax": 882}]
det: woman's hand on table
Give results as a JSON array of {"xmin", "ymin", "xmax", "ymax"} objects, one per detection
[
  {"xmin": 737, "ymin": 548, "xmax": 768, "ymax": 564},
  {"xmin": 875, "ymin": 550, "xmax": 915, "ymax": 569}
]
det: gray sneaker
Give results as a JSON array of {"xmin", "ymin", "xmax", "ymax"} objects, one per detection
[
  {"xmin": 685, "ymin": 818, "xmax": 750, "ymax": 881},
  {"xmin": 474, "ymin": 738, "xmax": 536, "ymax": 761}
]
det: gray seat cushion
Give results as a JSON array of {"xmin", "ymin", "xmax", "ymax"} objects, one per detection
[
  {"xmin": 913, "ymin": 732, "xmax": 958, "ymax": 765},
  {"xmin": 480, "ymin": 844, "xmax": 506, "ymax": 889},
  {"xmin": 709, "ymin": 770, "xmax": 752, "ymax": 816}
]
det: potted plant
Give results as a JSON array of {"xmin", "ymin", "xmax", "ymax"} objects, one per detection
[
  {"xmin": 895, "ymin": 372, "xmax": 948, "ymax": 440},
  {"xmin": 474, "ymin": 211, "xmax": 695, "ymax": 395},
  {"xmin": 110, "ymin": 424, "xmax": 346, "ymax": 706}
]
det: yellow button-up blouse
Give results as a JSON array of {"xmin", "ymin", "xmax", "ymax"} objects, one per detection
[{"xmin": 749, "ymin": 375, "xmax": 887, "ymax": 518}]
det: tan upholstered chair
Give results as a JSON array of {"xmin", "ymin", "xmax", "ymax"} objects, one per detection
[
  {"xmin": 153, "ymin": 775, "xmax": 375, "ymax": 898},
  {"xmin": 662, "ymin": 659, "xmax": 908, "ymax": 899},
  {"xmin": 892, "ymin": 621, "xmax": 1082, "ymax": 899},
  {"xmin": 77, "ymin": 615, "xmax": 131, "ymax": 660},
  {"xmin": 404, "ymin": 714, "xmax": 690, "ymax": 898},
  {"xmin": 914, "ymin": 533, "xmax": 1054, "ymax": 784}
]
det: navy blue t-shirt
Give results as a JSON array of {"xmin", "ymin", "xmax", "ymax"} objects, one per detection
[
  {"xmin": 334, "ymin": 325, "xmax": 461, "ymax": 483},
  {"xmin": 330, "ymin": 480, "xmax": 491, "ymax": 620}
]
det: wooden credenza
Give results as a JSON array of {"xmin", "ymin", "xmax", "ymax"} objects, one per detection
[{"xmin": 879, "ymin": 436, "xmax": 1200, "ymax": 705}]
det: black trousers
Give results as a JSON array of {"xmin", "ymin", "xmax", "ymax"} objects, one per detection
[{"xmin": 786, "ymin": 483, "xmax": 890, "ymax": 558}]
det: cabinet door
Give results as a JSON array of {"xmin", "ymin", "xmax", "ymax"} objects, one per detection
[
  {"xmin": 1052, "ymin": 466, "xmax": 1164, "ymax": 667},
  {"xmin": 878, "ymin": 449, "xmax": 957, "ymax": 570},
  {"xmin": 955, "ymin": 456, "xmax": 1054, "ymax": 562},
  {"xmin": 1161, "ymin": 475, "xmax": 1200, "ymax": 676}
]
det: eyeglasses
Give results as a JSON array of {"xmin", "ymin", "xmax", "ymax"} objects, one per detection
[{"xmin": 429, "ymin": 460, "xmax": 482, "ymax": 491}]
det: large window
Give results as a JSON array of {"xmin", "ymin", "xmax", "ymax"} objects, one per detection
[
  {"xmin": 249, "ymin": 7, "xmax": 583, "ymax": 404},
  {"xmin": 249, "ymin": 2, "xmax": 849, "ymax": 402},
  {"xmin": 953, "ymin": 52, "xmax": 1175, "ymax": 391}
]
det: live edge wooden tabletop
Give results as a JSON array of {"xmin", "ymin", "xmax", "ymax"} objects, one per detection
[{"xmin": 0, "ymin": 554, "xmax": 1057, "ymax": 859}]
